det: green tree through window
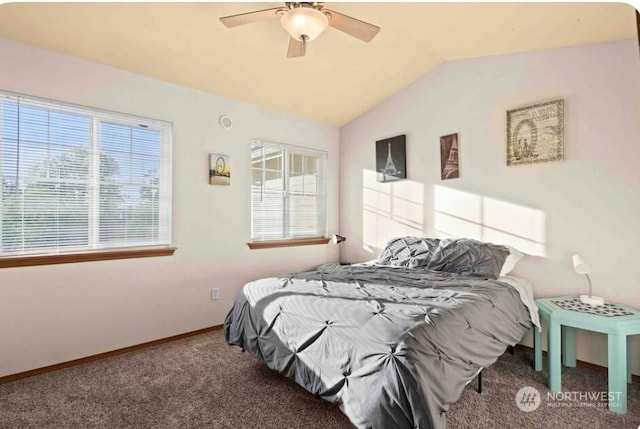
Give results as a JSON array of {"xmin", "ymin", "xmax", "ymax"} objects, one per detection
[{"xmin": 0, "ymin": 93, "xmax": 171, "ymax": 256}]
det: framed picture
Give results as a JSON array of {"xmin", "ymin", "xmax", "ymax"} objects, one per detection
[
  {"xmin": 440, "ymin": 133, "xmax": 459, "ymax": 180},
  {"xmin": 209, "ymin": 153, "xmax": 230, "ymax": 185},
  {"xmin": 507, "ymin": 99, "xmax": 564, "ymax": 166},
  {"xmin": 376, "ymin": 134, "xmax": 406, "ymax": 182}
]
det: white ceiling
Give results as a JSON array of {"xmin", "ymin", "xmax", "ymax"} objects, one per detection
[{"xmin": 0, "ymin": 2, "xmax": 636, "ymax": 126}]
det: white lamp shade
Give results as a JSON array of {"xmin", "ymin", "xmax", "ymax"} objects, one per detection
[
  {"xmin": 281, "ymin": 7, "xmax": 329, "ymax": 41},
  {"xmin": 572, "ymin": 254, "xmax": 591, "ymax": 275}
]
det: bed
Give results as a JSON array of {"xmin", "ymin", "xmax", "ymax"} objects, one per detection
[{"xmin": 224, "ymin": 237, "xmax": 539, "ymax": 429}]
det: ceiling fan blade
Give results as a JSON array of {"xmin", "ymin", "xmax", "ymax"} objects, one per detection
[
  {"xmin": 220, "ymin": 7, "xmax": 284, "ymax": 28},
  {"xmin": 324, "ymin": 9, "xmax": 380, "ymax": 42},
  {"xmin": 287, "ymin": 37, "xmax": 306, "ymax": 58}
]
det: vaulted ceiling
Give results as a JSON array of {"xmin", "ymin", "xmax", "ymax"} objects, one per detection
[{"xmin": 0, "ymin": 2, "xmax": 636, "ymax": 126}]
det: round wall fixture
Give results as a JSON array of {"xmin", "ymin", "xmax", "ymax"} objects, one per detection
[{"xmin": 219, "ymin": 115, "xmax": 233, "ymax": 130}]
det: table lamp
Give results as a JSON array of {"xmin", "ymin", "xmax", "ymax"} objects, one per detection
[
  {"xmin": 572, "ymin": 254, "xmax": 604, "ymax": 306},
  {"xmin": 332, "ymin": 234, "xmax": 346, "ymax": 244}
]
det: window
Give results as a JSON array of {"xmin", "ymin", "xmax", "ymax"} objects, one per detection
[
  {"xmin": 251, "ymin": 140, "xmax": 327, "ymax": 243},
  {"xmin": 0, "ymin": 91, "xmax": 172, "ymax": 260}
]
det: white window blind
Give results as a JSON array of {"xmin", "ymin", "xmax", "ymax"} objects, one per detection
[
  {"xmin": 0, "ymin": 91, "xmax": 172, "ymax": 256},
  {"xmin": 251, "ymin": 140, "xmax": 327, "ymax": 241}
]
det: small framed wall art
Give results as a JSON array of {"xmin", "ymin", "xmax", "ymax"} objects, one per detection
[
  {"xmin": 209, "ymin": 153, "xmax": 231, "ymax": 185},
  {"xmin": 507, "ymin": 99, "xmax": 564, "ymax": 166},
  {"xmin": 376, "ymin": 134, "xmax": 406, "ymax": 182},
  {"xmin": 440, "ymin": 133, "xmax": 459, "ymax": 180}
]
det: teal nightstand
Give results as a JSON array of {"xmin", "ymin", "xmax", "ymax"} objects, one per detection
[{"xmin": 534, "ymin": 296, "xmax": 640, "ymax": 414}]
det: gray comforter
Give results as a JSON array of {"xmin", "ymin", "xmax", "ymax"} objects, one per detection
[{"xmin": 224, "ymin": 265, "xmax": 533, "ymax": 429}]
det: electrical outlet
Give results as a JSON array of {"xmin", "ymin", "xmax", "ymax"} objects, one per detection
[{"xmin": 211, "ymin": 288, "xmax": 220, "ymax": 300}]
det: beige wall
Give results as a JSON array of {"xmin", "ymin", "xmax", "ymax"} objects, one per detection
[
  {"xmin": 339, "ymin": 40, "xmax": 640, "ymax": 374},
  {"xmin": 0, "ymin": 38, "xmax": 340, "ymax": 377}
]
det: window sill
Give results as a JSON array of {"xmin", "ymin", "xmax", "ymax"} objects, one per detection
[
  {"xmin": 248, "ymin": 238, "xmax": 330, "ymax": 250},
  {"xmin": 0, "ymin": 247, "xmax": 176, "ymax": 268}
]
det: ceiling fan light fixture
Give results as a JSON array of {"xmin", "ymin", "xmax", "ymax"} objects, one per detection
[{"xmin": 281, "ymin": 7, "xmax": 329, "ymax": 41}]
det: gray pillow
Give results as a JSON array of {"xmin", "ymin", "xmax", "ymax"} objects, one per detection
[
  {"xmin": 426, "ymin": 238, "xmax": 509, "ymax": 279},
  {"xmin": 377, "ymin": 237, "xmax": 440, "ymax": 268}
]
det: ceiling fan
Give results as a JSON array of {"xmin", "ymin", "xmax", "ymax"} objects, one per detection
[{"xmin": 220, "ymin": 2, "xmax": 380, "ymax": 58}]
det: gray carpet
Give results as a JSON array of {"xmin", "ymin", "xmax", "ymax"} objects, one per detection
[{"xmin": 0, "ymin": 330, "xmax": 638, "ymax": 429}]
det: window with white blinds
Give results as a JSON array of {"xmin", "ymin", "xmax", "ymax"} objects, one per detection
[
  {"xmin": 0, "ymin": 91, "xmax": 172, "ymax": 256},
  {"xmin": 251, "ymin": 140, "xmax": 327, "ymax": 241}
]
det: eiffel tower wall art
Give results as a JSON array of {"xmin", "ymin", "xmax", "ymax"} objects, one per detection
[
  {"xmin": 376, "ymin": 134, "xmax": 406, "ymax": 182},
  {"xmin": 440, "ymin": 133, "xmax": 460, "ymax": 180}
]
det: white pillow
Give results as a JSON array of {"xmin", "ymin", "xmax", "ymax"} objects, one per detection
[{"xmin": 500, "ymin": 245, "xmax": 524, "ymax": 276}]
